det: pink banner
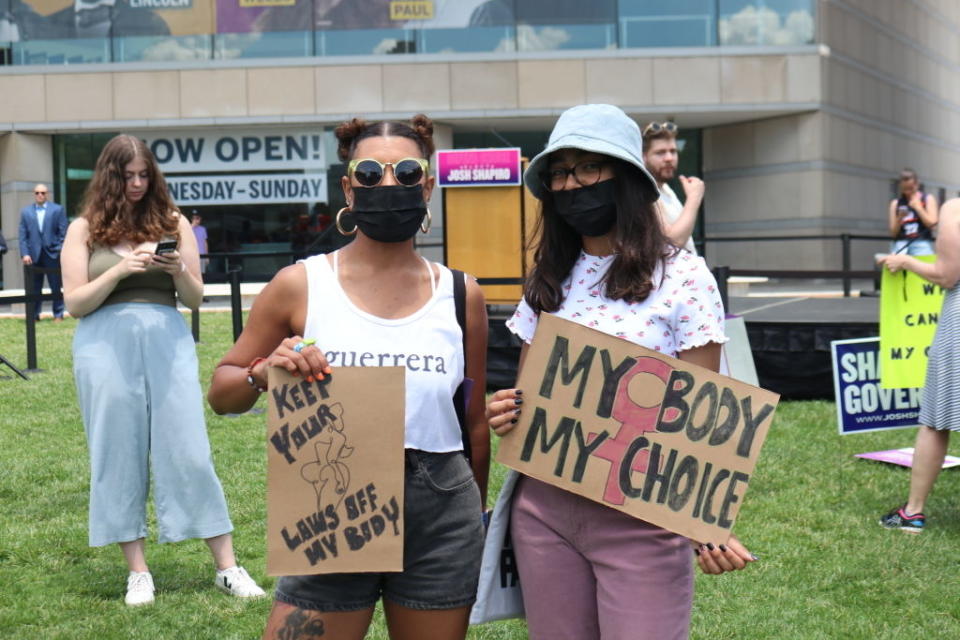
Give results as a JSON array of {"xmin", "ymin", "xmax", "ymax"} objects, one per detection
[
  {"xmin": 436, "ymin": 148, "xmax": 521, "ymax": 188},
  {"xmin": 855, "ymin": 448, "xmax": 960, "ymax": 469}
]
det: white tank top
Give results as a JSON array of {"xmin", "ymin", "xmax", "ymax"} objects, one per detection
[{"xmin": 300, "ymin": 252, "xmax": 464, "ymax": 452}]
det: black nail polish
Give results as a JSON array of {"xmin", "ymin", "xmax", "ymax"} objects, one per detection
[
  {"xmin": 706, "ymin": 543, "xmax": 715, "ymax": 551},
  {"xmin": 694, "ymin": 548, "xmax": 701, "ymax": 556},
  {"xmin": 510, "ymin": 418, "xmax": 518, "ymax": 424},
  {"xmin": 515, "ymin": 389, "xmax": 523, "ymax": 395},
  {"xmin": 514, "ymin": 398, "xmax": 524, "ymax": 405},
  {"xmin": 719, "ymin": 544, "xmax": 728, "ymax": 552},
  {"xmin": 514, "ymin": 408, "xmax": 522, "ymax": 415}
]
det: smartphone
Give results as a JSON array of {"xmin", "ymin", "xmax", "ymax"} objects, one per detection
[{"xmin": 155, "ymin": 240, "xmax": 178, "ymax": 255}]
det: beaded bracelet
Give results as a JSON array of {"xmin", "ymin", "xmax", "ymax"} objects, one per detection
[{"xmin": 246, "ymin": 356, "xmax": 268, "ymax": 393}]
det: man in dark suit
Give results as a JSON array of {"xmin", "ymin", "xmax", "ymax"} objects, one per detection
[{"xmin": 19, "ymin": 184, "xmax": 68, "ymax": 321}]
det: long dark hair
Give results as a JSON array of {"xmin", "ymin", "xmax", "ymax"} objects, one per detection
[
  {"xmin": 81, "ymin": 134, "xmax": 179, "ymax": 247},
  {"xmin": 523, "ymin": 160, "xmax": 672, "ymax": 313}
]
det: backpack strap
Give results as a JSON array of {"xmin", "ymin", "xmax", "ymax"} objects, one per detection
[{"xmin": 451, "ymin": 268, "xmax": 471, "ymax": 462}]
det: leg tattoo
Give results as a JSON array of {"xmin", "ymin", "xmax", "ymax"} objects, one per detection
[{"xmin": 278, "ymin": 609, "xmax": 325, "ymax": 639}]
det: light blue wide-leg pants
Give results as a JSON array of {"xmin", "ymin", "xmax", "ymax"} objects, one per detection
[{"xmin": 73, "ymin": 303, "xmax": 233, "ymax": 547}]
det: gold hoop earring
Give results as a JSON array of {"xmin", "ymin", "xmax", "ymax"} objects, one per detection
[
  {"xmin": 336, "ymin": 206, "xmax": 357, "ymax": 236},
  {"xmin": 420, "ymin": 209, "xmax": 432, "ymax": 234}
]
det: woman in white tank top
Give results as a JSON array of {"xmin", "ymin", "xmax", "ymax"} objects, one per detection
[{"xmin": 208, "ymin": 115, "xmax": 490, "ymax": 640}]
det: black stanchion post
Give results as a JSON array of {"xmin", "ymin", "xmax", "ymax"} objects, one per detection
[
  {"xmin": 841, "ymin": 233, "xmax": 852, "ymax": 297},
  {"xmin": 191, "ymin": 308, "xmax": 200, "ymax": 343},
  {"xmin": 713, "ymin": 265, "xmax": 730, "ymax": 312},
  {"xmin": 229, "ymin": 265, "xmax": 243, "ymax": 342},
  {"xmin": 23, "ymin": 263, "xmax": 38, "ymax": 371}
]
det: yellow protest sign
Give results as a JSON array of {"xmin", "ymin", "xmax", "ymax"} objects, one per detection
[
  {"xmin": 879, "ymin": 255, "xmax": 944, "ymax": 389},
  {"xmin": 497, "ymin": 314, "xmax": 779, "ymax": 543},
  {"xmin": 266, "ymin": 367, "xmax": 406, "ymax": 576}
]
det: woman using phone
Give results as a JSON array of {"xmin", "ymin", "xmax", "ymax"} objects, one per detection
[
  {"xmin": 485, "ymin": 104, "xmax": 755, "ymax": 640},
  {"xmin": 61, "ymin": 134, "xmax": 264, "ymax": 606},
  {"xmin": 207, "ymin": 114, "xmax": 489, "ymax": 640},
  {"xmin": 889, "ymin": 168, "xmax": 938, "ymax": 255}
]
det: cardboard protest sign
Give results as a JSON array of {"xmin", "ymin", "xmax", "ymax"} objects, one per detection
[
  {"xmin": 266, "ymin": 367, "xmax": 405, "ymax": 576},
  {"xmin": 880, "ymin": 255, "xmax": 943, "ymax": 389},
  {"xmin": 497, "ymin": 314, "xmax": 779, "ymax": 543},
  {"xmin": 831, "ymin": 337, "xmax": 920, "ymax": 434}
]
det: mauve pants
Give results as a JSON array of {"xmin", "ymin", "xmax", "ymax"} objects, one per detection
[{"xmin": 511, "ymin": 477, "xmax": 694, "ymax": 640}]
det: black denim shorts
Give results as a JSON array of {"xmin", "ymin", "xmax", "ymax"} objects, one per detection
[{"xmin": 275, "ymin": 450, "xmax": 484, "ymax": 612}]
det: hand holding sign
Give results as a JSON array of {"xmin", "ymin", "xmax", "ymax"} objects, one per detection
[
  {"xmin": 877, "ymin": 253, "xmax": 909, "ymax": 273},
  {"xmin": 694, "ymin": 534, "xmax": 756, "ymax": 575},
  {"xmin": 262, "ymin": 335, "xmax": 331, "ymax": 385},
  {"xmin": 486, "ymin": 388, "xmax": 524, "ymax": 436}
]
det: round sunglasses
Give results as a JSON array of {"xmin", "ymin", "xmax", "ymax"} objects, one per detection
[{"xmin": 348, "ymin": 158, "xmax": 429, "ymax": 187}]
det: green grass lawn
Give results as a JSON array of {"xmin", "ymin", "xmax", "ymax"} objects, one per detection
[{"xmin": 1, "ymin": 312, "xmax": 959, "ymax": 639}]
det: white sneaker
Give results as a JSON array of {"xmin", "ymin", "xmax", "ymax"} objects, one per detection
[
  {"xmin": 125, "ymin": 571, "xmax": 155, "ymax": 606},
  {"xmin": 215, "ymin": 566, "xmax": 266, "ymax": 598}
]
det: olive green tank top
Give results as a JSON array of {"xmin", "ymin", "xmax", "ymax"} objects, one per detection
[{"xmin": 88, "ymin": 246, "xmax": 177, "ymax": 309}]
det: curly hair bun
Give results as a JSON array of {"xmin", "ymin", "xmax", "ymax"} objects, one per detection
[
  {"xmin": 334, "ymin": 117, "xmax": 369, "ymax": 162},
  {"xmin": 409, "ymin": 114, "xmax": 435, "ymax": 156}
]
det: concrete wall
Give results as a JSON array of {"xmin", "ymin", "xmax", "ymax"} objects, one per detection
[
  {"xmin": 814, "ymin": 0, "xmax": 960, "ymax": 267},
  {"xmin": 0, "ymin": 50, "xmax": 821, "ymax": 129},
  {"xmin": 702, "ymin": 0, "xmax": 960, "ymax": 271}
]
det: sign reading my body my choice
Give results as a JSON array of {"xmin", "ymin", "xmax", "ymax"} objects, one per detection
[
  {"xmin": 497, "ymin": 314, "xmax": 779, "ymax": 543},
  {"xmin": 436, "ymin": 148, "xmax": 522, "ymax": 188}
]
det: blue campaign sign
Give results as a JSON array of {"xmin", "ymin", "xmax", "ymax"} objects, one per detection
[{"xmin": 831, "ymin": 337, "xmax": 920, "ymax": 435}]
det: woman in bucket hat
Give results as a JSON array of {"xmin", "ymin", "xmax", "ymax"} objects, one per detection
[{"xmin": 484, "ymin": 104, "xmax": 756, "ymax": 639}]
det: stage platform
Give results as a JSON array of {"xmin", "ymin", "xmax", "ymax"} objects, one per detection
[{"xmin": 730, "ymin": 294, "xmax": 879, "ymax": 399}]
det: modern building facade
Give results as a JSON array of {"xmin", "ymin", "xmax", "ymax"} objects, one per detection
[{"xmin": 2, "ymin": 0, "xmax": 958, "ymax": 289}]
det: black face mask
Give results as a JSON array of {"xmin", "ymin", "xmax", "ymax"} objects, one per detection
[
  {"xmin": 552, "ymin": 179, "xmax": 618, "ymax": 237},
  {"xmin": 350, "ymin": 185, "xmax": 427, "ymax": 243}
]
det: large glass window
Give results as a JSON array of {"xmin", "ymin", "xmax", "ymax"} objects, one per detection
[
  {"xmin": 515, "ymin": 0, "xmax": 617, "ymax": 52},
  {"xmin": 719, "ymin": 0, "xmax": 815, "ymax": 46},
  {"xmin": 214, "ymin": 0, "xmax": 312, "ymax": 60},
  {"xmin": 111, "ymin": 1, "xmax": 214, "ymax": 62},
  {"xmin": 619, "ymin": 0, "xmax": 717, "ymax": 48},
  {"xmin": 5, "ymin": 0, "xmax": 110, "ymax": 64},
  {"xmin": 1, "ymin": 0, "xmax": 816, "ymax": 66}
]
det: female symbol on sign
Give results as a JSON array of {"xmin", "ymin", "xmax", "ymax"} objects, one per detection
[{"xmin": 590, "ymin": 356, "xmax": 674, "ymax": 505}]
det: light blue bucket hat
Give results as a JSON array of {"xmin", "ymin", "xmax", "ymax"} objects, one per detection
[{"xmin": 524, "ymin": 104, "xmax": 659, "ymax": 202}]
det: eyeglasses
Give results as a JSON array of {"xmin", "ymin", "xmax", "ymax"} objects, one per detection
[
  {"xmin": 642, "ymin": 121, "xmax": 678, "ymax": 137},
  {"xmin": 348, "ymin": 158, "xmax": 429, "ymax": 187},
  {"xmin": 543, "ymin": 161, "xmax": 612, "ymax": 192}
]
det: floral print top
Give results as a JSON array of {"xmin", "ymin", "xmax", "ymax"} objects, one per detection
[{"xmin": 507, "ymin": 249, "xmax": 727, "ymax": 356}]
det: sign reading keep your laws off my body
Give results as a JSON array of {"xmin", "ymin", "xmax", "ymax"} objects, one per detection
[
  {"xmin": 497, "ymin": 314, "xmax": 780, "ymax": 543},
  {"xmin": 266, "ymin": 367, "xmax": 405, "ymax": 576}
]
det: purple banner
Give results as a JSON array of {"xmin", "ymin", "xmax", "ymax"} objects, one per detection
[{"xmin": 436, "ymin": 148, "xmax": 521, "ymax": 188}]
